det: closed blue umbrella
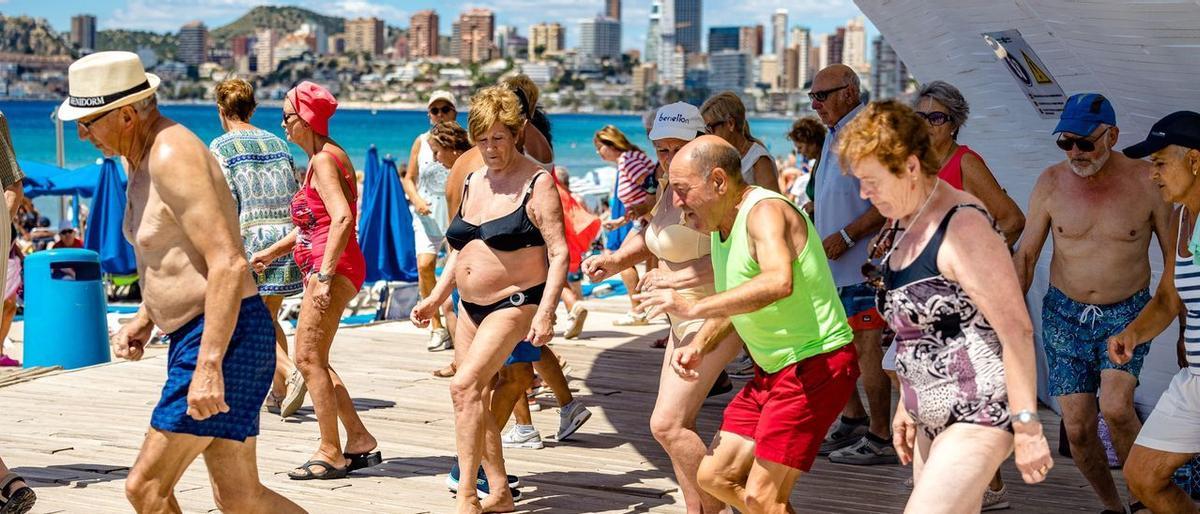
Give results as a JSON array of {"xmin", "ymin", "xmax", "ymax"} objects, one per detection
[
  {"xmin": 357, "ymin": 152, "xmax": 417, "ymax": 283},
  {"xmin": 84, "ymin": 158, "xmax": 137, "ymax": 275}
]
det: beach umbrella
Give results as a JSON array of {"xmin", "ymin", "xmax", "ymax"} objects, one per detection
[
  {"xmin": 357, "ymin": 152, "xmax": 417, "ymax": 283},
  {"xmin": 19, "ymin": 160, "xmax": 71, "ymax": 197},
  {"xmin": 84, "ymin": 158, "xmax": 136, "ymax": 275},
  {"xmin": 358, "ymin": 145, "xmax": 382, "ymax": 227}
]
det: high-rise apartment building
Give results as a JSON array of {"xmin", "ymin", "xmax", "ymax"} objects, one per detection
[
  {"xmin": 872, "ymin": 35, "xmax": 912, "ymax": 100},
  {"xmin": 709, "ymin": 50, "xmax": 751, "ymax": 92},
  {"xmin": 178, "ymin": 21, "xmax": 208, "ymax": 66},
  {"xmin": 771, "ymin": 9, "xmax": 787, "ymax": 56},
  {"xmin": 791, "ymin": 26, "xmax": 812, "ymax": 88},
  {"xmin": 410, "ymin": 10, "xmax": 439, "ymax": 58},
  {"xmin": 346, "ymin": 17, "xmax": 385, "ymax": 56},
  {"xmin": 783, "ymin": 46, "xmax": 799, "ymax": 90},
  {"xmin": 529, "ymin": 23, "xmax": 565, "ymax": 59},
  {"xmin": 708, "ymin": 27, "xmax": 740, "ymax": 54},
  {"xmin": 254, "ymin": 29, "xmax": 277, "ymax": 74},
  {"xmin": 70, "ymin": 14, "xmax": 97, "ymax": 53},
  {"xmin": 739, "ymin": 25, "xmax": 763, "ymax": 57},
  {"xmin": 843, "ymin": 16, "xmax": 868, "ymax": 75},
  {"xmin": 606, "ymin": 0, "xmax": 621, "ymax": 21},
  {"xmin": 454, "ymin": 8, "xmax": 496, "ymax": 63},
  {"xmin": 673, "ymin": 0, "xmax": 702, "ymax": 54},
  {"xmin": 580, "ymin": 16, "xmax": 621, "ymax": 63},
  {"xmin": 645, "ymin": 1, "xmax": 662, "ymax": 64}
]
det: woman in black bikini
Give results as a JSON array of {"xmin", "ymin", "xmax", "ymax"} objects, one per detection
[{"xmin": 411, "ymin": 85, "xmax": 568, "ymax": 514}]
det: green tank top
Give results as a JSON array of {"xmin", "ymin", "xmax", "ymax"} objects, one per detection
[{"xmin": 711, "ymin": 187, "xmax": 853, "ymax": 373}]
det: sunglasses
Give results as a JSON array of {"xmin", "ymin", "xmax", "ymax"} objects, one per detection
[
  {"xmin": 1056, "ymin": 127, "xmax": 1109, "ymax": 152},
  {"xmin": 78, "ymin": 109, "xmax": 116, "ymax": 133},
  {"xmin": 861, "ymin": 225, "xmax": 905, "ymax": 294},
  {"xmin": 808, "ymin": 85, "xmax": 849, "ymax": 103},
  {"xmin": 915, "ymin": 111, "xmax": 951, "ymax": 126},
  {"xmin": 705, "ymin": 119, "xmax": 727, "ymax": 133},
  {"xmin": 282, "ymin": 112, "xmax": 299, "ymax": 124},
  {"xmin": 429, "ymin": 105, "xmax": 455, "ymax": 116}
]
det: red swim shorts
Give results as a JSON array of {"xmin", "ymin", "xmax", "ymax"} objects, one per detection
[{"xmin": 719, "ymin": 344, "xmax": 860, "ymax": 471}]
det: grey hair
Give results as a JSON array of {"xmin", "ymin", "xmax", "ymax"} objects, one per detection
[
  {"xmin": 642, "ymin": 109, "xmax": 657, "ymax": 132},
  {"xmin": 914, "ymin": 80, "xmax": 969, "ymax": 138},
  {"xmin": 845, "ymin": 72, "xmax": 862, "ymax": 97},
  {"xmin": 132, "ymin": 95, "xmax": 158, "ymax": 115}
]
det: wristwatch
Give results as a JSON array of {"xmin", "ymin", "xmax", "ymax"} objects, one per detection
[
  {"xmin": 1012, "ymin": 409, "xmax": 1040, "ymax": 425},
  {"xmin": 839, "ymin": 229, "xmax": 855, "ymax": 248},
  {"xmin": 315, "ymin": 272, "xmax": 334, "ymax": 283}
]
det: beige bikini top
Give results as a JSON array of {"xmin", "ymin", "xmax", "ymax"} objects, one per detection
[{"xmin": 644, "ymin": 179, "xmax": 710, "ymax": 264}]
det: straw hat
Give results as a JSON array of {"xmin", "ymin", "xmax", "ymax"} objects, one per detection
[{"xmin": 58, "ymin": 51, "xmax": 160, "ymax": 122}]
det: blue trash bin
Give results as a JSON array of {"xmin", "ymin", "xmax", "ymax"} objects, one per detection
[{"xmin": 22, "ymin": 249, "xmax": 110, "ymax": 369}]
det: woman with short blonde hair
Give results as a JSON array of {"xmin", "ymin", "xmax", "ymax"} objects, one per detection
[{"xmin": 411, "ymin": 84, "xmax": 568, "ymax": 513}]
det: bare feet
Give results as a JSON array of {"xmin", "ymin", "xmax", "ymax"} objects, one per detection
[
  {"xmin": 481, "ymin": 488, "xmax": 516, "ymax": 513},
  {"xmin": 344, "ymin": 432, "xmax": 378, "ymax": 456},
  {"xmin": 456, "ymin": 494, "xmax": 484, "ymax": 514}
]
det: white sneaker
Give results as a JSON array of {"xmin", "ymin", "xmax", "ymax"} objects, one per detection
[
  {"xmin": 427, "ymin": 328, "xmax": 452, "ymax": 352},
  {"xmin": 613, "ymin": 312, "xmax": 649, "ymax": 326},
  {"xmin": 502, "ymin": 425, "xmax": 545, "ymax": 449},
  {"xmin": 555, "ymin": 401, "xmax": 592, "ymax": 441},
  {"xmin": 564, "ymin": 305, "xmax": 588, "ymax": 339}
]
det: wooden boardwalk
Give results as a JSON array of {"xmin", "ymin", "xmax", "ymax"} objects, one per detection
[{"xmin": 0, "ymin": 299, "xmax": 1130, "ymax": 513}]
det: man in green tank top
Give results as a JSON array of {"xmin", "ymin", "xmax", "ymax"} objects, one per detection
[{"xmin": 635, "ymin": 136, "xmax": 858, "ymax": 512}]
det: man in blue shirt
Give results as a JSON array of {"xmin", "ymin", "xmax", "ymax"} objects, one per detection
[{"xmin": 809, "ymin": 64, "xmax": 894, "ymax": 466}]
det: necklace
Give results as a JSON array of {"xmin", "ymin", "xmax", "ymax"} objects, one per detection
[{"xmin": 881, "ymin": 180, "xmax": 941, "ymax": 265}]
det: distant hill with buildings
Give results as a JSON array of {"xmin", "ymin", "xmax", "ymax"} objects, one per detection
[
  {"xmin": 209, "ymin": 6, "xmax": 344, "ymax": 43},
  {"xmin": 0, "ymin": 15, "xmax": 72, "ymax": 56},
  {"xmin": 96, "ymin": 30, "xmax": 177, "ymax": 60}
]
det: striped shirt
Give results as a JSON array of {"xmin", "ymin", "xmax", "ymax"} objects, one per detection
[
  {"xmin": 1176, "ymin": 208, "xmax": 1200, "ymax": 374},
  {"xmin": 616, "ymin": 150, "xmax": 656, "ymax": 208}
]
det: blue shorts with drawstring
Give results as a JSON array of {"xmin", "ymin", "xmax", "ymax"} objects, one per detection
[{"xmin": 1042, "ymin": 286, "xmax": 1151, "ymax": 396}]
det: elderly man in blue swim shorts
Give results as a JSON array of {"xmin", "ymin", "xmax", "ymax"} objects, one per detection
[
  {"xmin": 1014, "ymin": 93, "xmax": 1170, "ymax": 513},
  {"xmin": 64, "ymin": 52, "xmax": 304, "ymax": 513}
]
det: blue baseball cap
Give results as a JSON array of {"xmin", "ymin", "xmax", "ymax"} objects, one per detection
[{"xmin": 1054, "ymin": 93, "xmax": 1116, "ymax": 136}]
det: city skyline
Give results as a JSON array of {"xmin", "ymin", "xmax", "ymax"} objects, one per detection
[{"xmin": 2, "ymin": 0, "xmax": 876, "ymax": 55}]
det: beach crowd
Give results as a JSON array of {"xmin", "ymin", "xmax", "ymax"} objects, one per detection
[{"xmin": 2, "ymin": 49, "xmax": 1200, "ymax": 514}]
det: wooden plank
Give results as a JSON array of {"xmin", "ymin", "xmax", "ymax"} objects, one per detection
[{"xmin": 0, "ymin": 299, "xmax": 1150, "ymax": 512}]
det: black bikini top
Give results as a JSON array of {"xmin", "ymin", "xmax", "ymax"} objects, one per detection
[{"xmin": 445, "ymin": 171, "xmax": 547, "ymax": 252}]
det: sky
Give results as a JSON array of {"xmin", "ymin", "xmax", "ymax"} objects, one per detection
[{"xmin": 3, "ymin": 0, "xmax": 877, "ymax": 54}]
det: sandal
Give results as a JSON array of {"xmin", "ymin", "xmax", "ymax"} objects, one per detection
[
  {"xmin": 0, "ymin": 473, "xmax": 36, "ymax": 514},
  {"xmin": 287, "ymin": 460, "xmax": 349, "ymax": 480},
  {"xmin": 343, "ymin": 450, "xmax": 383, "ymax": 472},
  {"xmin": 432, "ymin": 363, "xmax": 456, "ymax": 378}
]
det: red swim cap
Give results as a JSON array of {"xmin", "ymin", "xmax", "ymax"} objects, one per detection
[{"xmin": 290, "ymin": 81, "xmax": 337, "ymax": 137}]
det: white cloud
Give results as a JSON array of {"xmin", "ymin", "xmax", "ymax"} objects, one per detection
[{"xmin": 314, "ymin": 1, "xmax": 408, "ymax": 23}]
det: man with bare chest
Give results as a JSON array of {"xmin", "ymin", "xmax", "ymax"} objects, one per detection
[
  {"xmin": 62, "ymin": 52, "xmax": 303, "ymax": 513},
  {"xmin": 1014, "ymin": 93, "xmax": 1168, "ymax": 513}
]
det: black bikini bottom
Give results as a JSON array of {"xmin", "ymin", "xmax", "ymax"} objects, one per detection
[{"xmin": 459, "ymin": 283, "xmax": 545, "ymax": 326}]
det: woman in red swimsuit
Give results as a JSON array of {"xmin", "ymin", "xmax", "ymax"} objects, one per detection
[{"xmin": 251, "ymin": 81, "xmax": 379, "ymax": 480}]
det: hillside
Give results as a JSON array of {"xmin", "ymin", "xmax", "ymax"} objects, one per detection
[
  {"xmin": 96, "ymin": 29, "xmax": 177, "ymax": 60},
  {"xmin": 0, "ymin": 15, "xmax": 72, "ymax": 56},
  {"xmin": 210, "ymin": 6, "xmax": 344, "ymax": 43}
]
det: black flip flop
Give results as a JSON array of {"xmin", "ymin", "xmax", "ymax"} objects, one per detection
[
  {"xmin": 287, "ymin": 460, "xmax": 349, "ymax": 480},
  {"xmin": 0, "ymin": 473, "xmax": 36, "ymax": 514},
  {"xmin": 343, "ymin": 450, "xmax": 382, "ymax": 472}
]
